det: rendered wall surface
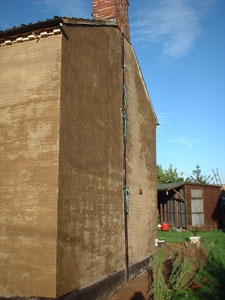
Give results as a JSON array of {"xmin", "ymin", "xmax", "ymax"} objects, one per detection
[
  {"xmin": 124, "ymin": 40, "xmax": 157, "ymax": 266},
  {"xmin": 0, "ymin": 23, "xmax": 158, "ymax": 300},
  {"xmin": 57, "ymin": 26, "xmax": 125, "ymax": 297},
  {"xmin": 0, "ymin": 35, "xmax": 61, "ymax": 298}
]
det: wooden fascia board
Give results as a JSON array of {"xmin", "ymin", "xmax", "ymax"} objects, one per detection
[{"xmin": 172, "ymin": 188, "xmax": 185, "ymax": 202}]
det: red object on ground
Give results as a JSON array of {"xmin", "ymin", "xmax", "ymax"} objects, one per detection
[
  {"xmin": 161, "ymin": 223, "xmax": 170, "ymax": 231},
  {"xmin": 191, "ymin": 284, "xmax": 201, "ymax": 290}
]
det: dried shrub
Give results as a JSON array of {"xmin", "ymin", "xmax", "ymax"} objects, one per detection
[{"xmin": 149, "ymin": 243, "xmax": 208, "ymax": 300}]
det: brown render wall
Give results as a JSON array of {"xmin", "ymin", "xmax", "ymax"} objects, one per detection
[
  {"xmin": 0, "ymin": 24, "xmax": 158, "ymax": 300},
  {"xmin": 57, "ymin": 26, "xmax": 125, "ymax": 297},
  {"xmin": 0, "ymin": 35, "xmax": 61, "ymax": 297},
  {"xmin": 124, "ymin": 40, "xmax": 157, "ymax": 267}
]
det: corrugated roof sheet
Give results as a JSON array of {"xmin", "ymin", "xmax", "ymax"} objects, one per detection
[
  {"xmin": 157, "ymin": 183, "xmax": 185, "ymax": 191},
  {"xmin": 158, "ymin": 182, "xmax": 221, "ymax": 191}
]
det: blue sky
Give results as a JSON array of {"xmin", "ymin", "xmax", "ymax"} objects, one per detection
[{"xmin": 1, "ymin": 0, "xmax": 225, "ymax": 183}]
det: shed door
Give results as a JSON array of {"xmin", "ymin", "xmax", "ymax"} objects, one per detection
[{"xmin": 191, "ymin": 189, "xmax": 204, "ymax": 226}]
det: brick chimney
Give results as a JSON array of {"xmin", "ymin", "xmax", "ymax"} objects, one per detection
[{"xmin": 92, "ymin": 0, "xmax": 130, "ymax": 41}]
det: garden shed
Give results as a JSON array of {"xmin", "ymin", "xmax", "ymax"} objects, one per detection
[{"xmin": 158, "ymin": 183, "xmax": 221, "ymax": 230}]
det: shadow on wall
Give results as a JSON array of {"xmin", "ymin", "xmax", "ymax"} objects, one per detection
[
  {"xmin": 130, "ymin": 292, "xmax": 145, "ymax": 300},
  {"xmin": 212, "ymin": 190, "xmax": 225, "ymax": 231}
]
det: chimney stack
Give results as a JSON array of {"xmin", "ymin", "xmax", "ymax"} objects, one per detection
[{"xmin": 92, "ymin": 0, "xmax": 130, "ymax": 41}]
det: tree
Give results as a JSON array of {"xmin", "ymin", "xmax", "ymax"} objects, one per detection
[
  {"xmin": 157, "ymin": 164, "xmax": 184, "ymax": 184},
  {"xmin": 185, "ymin": 164, "xmax": 214, "ymax": 184}
]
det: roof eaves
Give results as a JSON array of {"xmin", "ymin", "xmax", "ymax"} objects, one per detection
[
  {"xmin": 0, "ymin": 17, "xmax": 117, "ymax": 40},
  {"xmin": 157, "ymin": 182, "xmax": 221, "ymax": 191},
  {"xmin": 157, "ymin": 183, "xmax": 185, "ymax": 191},
  {"xmin": 0, "ymin": 17, "xmax": 63, "ymax": 39}
]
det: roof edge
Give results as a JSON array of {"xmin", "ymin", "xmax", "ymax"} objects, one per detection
[
  {"xmin": 0, "ymin": 17, "xmax": 117, "ymax": 39},
  {"xmin": 0, "ymin": 17, "xmax": 62, "ymax": 39},
  {"xmin": 158, "ymin": 183, "xmax": 185, "ymax": 191},
  {"xmin": 158, "ymin": 182, "xmax": 222, "ymax": 191}
]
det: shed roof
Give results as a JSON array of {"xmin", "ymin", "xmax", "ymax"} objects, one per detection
[
  {"xmin": 158, "ymin": 183, "xmax": 185, "ymax": 191},
  {"xmin": 158, "ymin": 182, "xmax": 221, "ymax": 192}
]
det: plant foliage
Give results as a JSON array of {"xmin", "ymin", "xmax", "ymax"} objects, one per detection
[
  {"xmin": 158, "ymin": 230, "xmax": 225, "ymax": 300},
  {"xmin": 157, "ymin": 164, "xmax": 184, "ymax": 184},
  {"xmin": 157, "ymin": 164, "xmax": 214, "ymax": 185},
  {"xmin": 185, "ymin": 164, "xmax": 214, "ymax": 184},
  {"xmin": 150, "ymin": 244, "xmax": 208, "ymax": 300}
]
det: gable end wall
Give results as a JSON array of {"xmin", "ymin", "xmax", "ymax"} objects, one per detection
[{"xmin": 124, "ymin": 39, "xmax": 157, "ymax": 267}]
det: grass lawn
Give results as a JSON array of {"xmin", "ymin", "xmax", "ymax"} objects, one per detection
[{"xmin": 158, "ymin": 230, "xmax": 225, "ymax": 300}]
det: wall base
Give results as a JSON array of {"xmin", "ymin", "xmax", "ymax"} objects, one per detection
[
  {"xmin": 129, "ymin": 255, "xmax": 152, "ymax": 280},
  {"xmin": 0, "ymin": 270, "xmax": 125, "ymax": 300},
  {"xmin": 0, "ymin": 256, "xmax": 153, "ymax": 300}
]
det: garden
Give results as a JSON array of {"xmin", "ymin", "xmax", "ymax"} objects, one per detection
[{"xmin": 149, "ymin": 230, "xmax": 225, "ymax": 300}]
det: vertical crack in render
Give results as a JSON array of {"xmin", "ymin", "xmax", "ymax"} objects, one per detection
[{"xmin": 121, "ymin": 32, "xmax": 129, "ymax": 281}]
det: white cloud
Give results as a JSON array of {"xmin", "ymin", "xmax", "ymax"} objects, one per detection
[
  {"xmin": 37, "ymin": 0, "xmax": 90, "ymax": 18},
  {"xmin": 131, "ymin": 0, "xmax": 217, "ymax": 61},
  {"xmin": 169, "ymin": 136, "xmax": 198, "ymax": 149}
]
